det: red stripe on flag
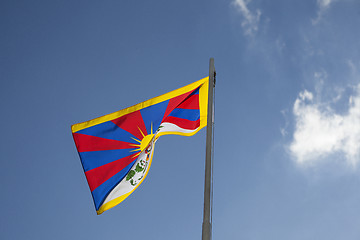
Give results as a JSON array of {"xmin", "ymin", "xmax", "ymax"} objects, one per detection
[
  {"xmin": 85, "ymin": 153, "xmax": 137, "ymax": 192},
  {"xmin": 163, "ymin": 91, "xmax": 193, "ymax": 120},
  {"xmin": 163, "ymin": 116, "xmax": 200, "ymax": 130},
  {"xmin": 112, "ymin": 110, "xmax": 147, "ymax": 140},
  {"xmin": 73, "ymin": 133, "xmax": 136, "ymax": 152},
  {"xmin": 176, "ymin": 94, "xmax": 199, "ymax": 109}
]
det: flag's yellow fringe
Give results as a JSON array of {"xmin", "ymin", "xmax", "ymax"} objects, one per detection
[
  {"xmin": 72, "ymin": 77, "xmax": 209, "ymax": 133},
  {"xmin": 96, "ymin": 141, "xmax": 156, "ymax": 215},
  {"xmin": 155, "ymin": 78, "xmax": 208, "ymax": 138},
  {"xmin": 74, "ymin": 77, "xmax": 209, "ymax": 215}
]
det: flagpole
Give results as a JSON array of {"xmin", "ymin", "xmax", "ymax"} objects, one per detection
[{"xmin": 202, "ymin": 58, "xmax": 215, "ymax": 240}]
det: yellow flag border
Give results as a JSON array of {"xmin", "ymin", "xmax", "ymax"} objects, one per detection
[
  {"xmin": 71, "ymin": 77, "xmax": 209, "ymax": 133},
  {"xmin": 73, "ymin": 77, "xmax": 209, "ymax": 214},
  {"xmin": 96, "ymin": 140, "xmax": 156, "ymax": 215}
]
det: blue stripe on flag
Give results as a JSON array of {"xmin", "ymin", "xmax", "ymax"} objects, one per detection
[
  {"xmin": 77, "ymin": 121, "xmax": 138, "ymax": 144},
  {"xmin": 92, "ymin": 159, "xmax": 136, "ymax": 210},
  {"xmin": 140, "ymin": 100, "xmax": 168, "ymax": 135},
  {"xmin": 79, "ymin": 149, "xmax": 135, "ymax": 172},
  {"xmin": 168, "ymin": 108, "xmax": 200, "ymax": 121}
]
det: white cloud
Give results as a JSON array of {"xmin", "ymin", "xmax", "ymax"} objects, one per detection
[
  {"xmin": 232, "ymin": 0, "xmax": 262, "ymax": 36},
  {"xmin": 318, "ymin": 0, "xmax": 333, "ymax": 9},
  {"xmin": 288, "ymin": 83, "xmax": 360, "ymax": 167},
  {"xmin": 280, "ymin": 109, "xmax": 289, "ymax": 137},
  {"xmin": 347, "ymin": 60, "xmax": 356, "ymax": 73},
  {"xmin": 313, "ymin": 0, "xmax": 336, "ymax": 24}
]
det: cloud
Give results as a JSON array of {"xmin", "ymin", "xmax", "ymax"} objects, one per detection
[
  {"xmin": 288, "ymin": 83, "xmax": 360, "ymax": 167},
  {"xmin": 232, "ymin": 0, "xmax": 262, "ymax": 36},
  {"xmin": 318, "ymin": 0, "xmax": 333, "ymax": 9},
  {"xmin": 280, "ymin": 109, "xmax": 289, "ymax": 137},
  {"xmin": 313, "ymin": 0, "xmax": 336, "ymax": 24}
]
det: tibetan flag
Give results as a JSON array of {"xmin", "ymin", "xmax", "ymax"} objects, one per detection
[{"xmin": 72, "ymin": 77, "xmax": 209, "ymax": 214}]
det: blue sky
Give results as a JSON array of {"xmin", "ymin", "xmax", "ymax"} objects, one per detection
[{"xmin": 1, "ymin": 0, "xmax": 360, "ymax": 239}]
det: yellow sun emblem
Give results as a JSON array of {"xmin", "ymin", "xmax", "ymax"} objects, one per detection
[{"xmin": 130, "ymin": 123, "xmax": 155, "ymax": 158}]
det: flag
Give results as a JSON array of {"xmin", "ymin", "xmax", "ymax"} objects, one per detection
[{"xmin": 72, "ymin": 77, "xmax": 209, "ymax": 214}]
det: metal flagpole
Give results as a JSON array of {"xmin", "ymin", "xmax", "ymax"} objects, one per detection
[{"xmin": 202, "ymin": 58, "xmax": 215, "ymax": 240}]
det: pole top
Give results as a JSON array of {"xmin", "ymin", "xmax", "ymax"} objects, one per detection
[{"xmin": 209, "ymin": 58, "xmax": 216, "ymax": 86}]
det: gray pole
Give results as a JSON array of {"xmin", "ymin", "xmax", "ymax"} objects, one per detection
[{"xmin": 202, "ymin": 58, "xmax": 215, "ymax": 240}]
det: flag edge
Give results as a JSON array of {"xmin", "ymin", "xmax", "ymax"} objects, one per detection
[{"xmin": 71, "ymin": 77, "xmax": 209, "ymax": 133}]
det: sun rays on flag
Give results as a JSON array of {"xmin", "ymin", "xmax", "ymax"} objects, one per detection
[{"xmin": 129, "ymin": 123, "xmax": 155, "ymax": 158}]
